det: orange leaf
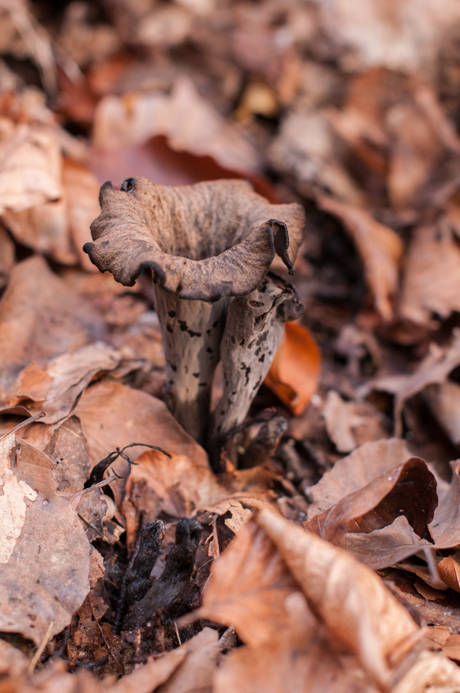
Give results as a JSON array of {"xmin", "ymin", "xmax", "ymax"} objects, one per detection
[{"xmin": 265, "ymin": 321, "xmax": 321, "ymax": 415}]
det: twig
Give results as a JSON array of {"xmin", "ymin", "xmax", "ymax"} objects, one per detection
[
  {"xmin": 0, "ymin": 412, "xmax": 45, "ymax": 442},
  {"xmin": 28, "ymin": 621, "xmax": 54, "ymax": 675}
]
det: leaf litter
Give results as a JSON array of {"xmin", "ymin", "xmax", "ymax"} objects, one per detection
[{"xmin": 1, "ymin": 1, "xmax": 460, "ymax": 691}]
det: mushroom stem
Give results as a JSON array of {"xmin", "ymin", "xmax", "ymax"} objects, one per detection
[
  {"xmin": 209, "ymin": 274, "xmax": 303, "ymax": 467},
  {"xmin": 154, "ymin": 284, "xmax": 225, "ymax": 443}
]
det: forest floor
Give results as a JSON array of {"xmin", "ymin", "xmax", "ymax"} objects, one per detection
[{"xmin": 2, "ymin": 1, "xmax": 460, "ymax": 691}]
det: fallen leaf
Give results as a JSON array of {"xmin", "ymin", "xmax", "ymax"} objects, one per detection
[
  {"xmin": 393, "ymin": 650, "xmax": 460, "ymax": 693},
  {"xmin": 424, "ymin": 380, "xmax": 460, "ymax": 446},
  {"xmin": 75, "ymin": 380, "xmax": 208, "ymax": 476},
  {"xmin": 0, "ymin": 122, "xmax": 61, "ymax": 213},
  {"xmin": 306, "ymin": 456, "xmax": 437, "ymax": 543},
  {"xmin": 155, "ymin": 626, "xmax": 220, "ymax": 693},
  {"xmin": 214, "ymin": 604, "xmax": 374, "ymax": 693},
  {"xmin": 0, "ymin": 256, "xmax": 105, "ymax": 404},
  {"xmin": 399, "ymin": 217, "xmax": 460, "ymax": 327},
  {"xmin": 341, "ymin": 516, "xmax": 432, "ymax": 570},
  {"xmin": 93, "ymin": 78, "xmax": 261, "ymax": 173},
  {"xmin": 306, "ymin": 438, "xmax": 411, "ymax": 517},
  {"xmin": 9, "ymin": 343, "xmax": 143, "ymax": 424},
  {"xmin": 62, "ymin": 158, "xmax": 101, "ymax": 271},
  {"xmin": 196, "ymin": 518, "xmax": 307, "ymax": 648},
  {"xmin": 256, "ymin": 508, "xmax": 421, "ymax": 689},
  {"xmin": 323, "ymin": 390, "xmax": 387, "ymax": 453},
  {"xmin": 0, "ymin": 434, "xmax": 91, "ymax": 645},
  {"xmin": 265, "ymin": 321, "xmax": 321, "ymax": 415},
  {"xmin": 317, "ymin": 195, "xmax": 403, "ymax": 320},
  {"xmin": 429, "ymin": 460, "xmax": 460, "ymax": 547},
  {"xmin": 437, "ymin": 556, "xmax": 460, "ymax": 593}
]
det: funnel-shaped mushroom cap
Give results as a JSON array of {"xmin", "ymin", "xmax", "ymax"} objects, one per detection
[{"xmin": 84, "ymin": 178, "xmax": 305, "ymax": 300}]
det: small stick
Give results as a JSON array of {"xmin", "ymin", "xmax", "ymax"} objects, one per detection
[
  {"xmin": 0, "ymin": 412, "xmax": 45, "ymax": 441},
  {"xmin": 28, "ymin": 621, "xmax": 54, "ymax": 675}
]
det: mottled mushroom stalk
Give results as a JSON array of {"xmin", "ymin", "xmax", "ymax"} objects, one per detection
[{"xmin": 84, "ymin": 178, "xmax": 305, "ymax": 458}]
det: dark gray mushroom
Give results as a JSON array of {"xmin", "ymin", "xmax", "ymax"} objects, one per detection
[{"xmin": 84, "ymin": 177, "xmax": 305, "ymax": 464}]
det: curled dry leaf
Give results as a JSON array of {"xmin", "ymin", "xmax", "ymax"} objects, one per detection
[
  {"xmin": 424, "ymin": 380, "xmax": 460, "ymax": 447},
  {"xmin": 317, "ymin": 195, "xmax": 403, "ymax": 321},
  {"xmin": 196, "ymin": 518, "xmax": 305, "ymax": 648},
  {"xmin": 93, "ymin": 77, "xmax": 261, "ymax": 173},
  {"xmin": 307, "ymin": 438, "xmax": 411, "ymax": 517},
  {"xmin": 9, "ymin": 343, "xmax": 143, "ymax": 424},
  {"xmin": 0, "ymin": 435, "xmax": 91, "ymax": 645},
  {"xmin": 437, "ymin": 556, "xmax": 460, "ymax": 593},
  {"xmin": 256, "ymin": 508, "xmax": 420, "ymax": 690},
  {"xmin": 306, "ymin": 456, "xmax": 437, "ymax": 543},
  {"xmin": 0, "ymin": 256, "xmax": 104, "ymax": 403},
  {"xmin": 265, "ymin": 321, "xmax": 321, "ymax": 416}
]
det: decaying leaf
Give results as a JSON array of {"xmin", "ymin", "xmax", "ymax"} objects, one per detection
[
  {"xmin": 0, "ymin": 256, "xmax": 104, "ymax": 403},
  {"xmin": 75, "ymin": 380, "xmax": 208, "ymax": 473},
  {"xmin": 0, "ymin": 435, "xmax": 91, "ymax": 645},
  {"xmin": 9, "ymin": 343, "xmax": 143, "ymax": 424},
  {"xmin": 0, "ymin": 123, "xmax": 61, "ymax": 214},
  {"xmin": 198, "ymin": 509, "xmax": 421, "ymax": 690},
  {"xmin": 93, "ymin": 78, "xmax": 261, "ymax": 173},
  {"xmin": 256, "ymin": 508, "xmax": 421, "ymax": 689}
]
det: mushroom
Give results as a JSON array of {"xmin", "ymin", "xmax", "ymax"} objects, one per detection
[{"xmin": 84, "ymin": 178, "xmax": 305, "ymax": 467}]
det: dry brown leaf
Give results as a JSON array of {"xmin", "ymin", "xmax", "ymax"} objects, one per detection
[
  {"xmin": 436, "ymin": 556, "xmax": 460, "ymax": 593},
  {"xmin": 306, "ymin": 456, "xmax": 437, "ymax": 543},
  {"xmin": 109, "ymin": 628, "xmax": 218, "ymax": 693},
  {"xmin": 317, "ymin": 195, "xmax": 403, "ymax": 320},
  {"xmin": 424, "ymin": 380, "xmax": 460, "ymax": 447},
  {"xmin": 372, "ymin": 331, "xmax": 460, "ymax": 436},
  {"xmin": 399, "ymin": 220, "xmax": 460, "ymax": 327},
  {"xmin": 2, "ymin": 158, "xmax": 101, "ymax": 267},
  {"xmin": 323, "ymin": 391, "xmax": 387, "ymax": 453},
  {"xmin": 341, "ymin": 516, "xmax": 432, "ymax": 570},
  {"xmin": 0, "ymin": 434, "xmax": 91, "ymax": 645},
  {"xmin": 393, "ymin": 650, "xmax": 460, "ymax": 693},
  {"xmin": 256, "ymin": 508, "xmax": 420, "ymax": 690},
  {"xmin": 317, "ymin": 0, "xmax": 460, "ymax": 75},
  {"xmin": 264, "ymin": 321, "xmax": 321, "ymax": 416},
  {"xmin": 307, "ymin": 438, "xmax": 411, "ymax": 518},
  {"xmin": 0, "ymin": 256, "xmax": 105, "ymax": 404},
  {"xmin": 0, "ymin": 122, "xmax": 61, "ymax": 213},
  {"xmin": 196, "ymin": 519, "xmax": 303, "ymax": 648},
  {"xmin": 62, "ymin": 158, "xmax": 101, "ymax": 271},
  {"xmin": 214, "ymin": 604, "xmax": 375, "ymax": 693},
  {"xmin": 93, "ymin": 78, "xmax": 261, "ymax": 173},
  {"xmin": 429, "ymin": 460, "xmax": 460, "ymax": 548},
  {"xmin": 155, "ymin": 627, "xmax": 220, "ymax": 693},
  {"xmin": 8, "ymin": 344, "xmax": 142, "ymax": 424},
  {"xmin": 75, "ymin": 380, "xmax": 208, "ymax": 471}
]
